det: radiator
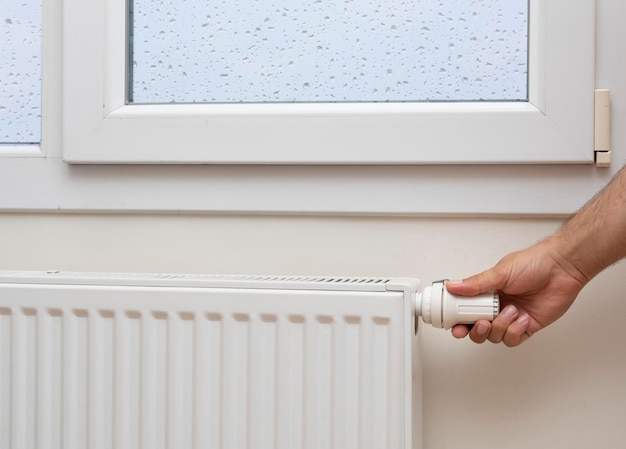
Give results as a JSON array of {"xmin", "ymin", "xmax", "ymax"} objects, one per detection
[{"xmin": 0, "ymin": 271, "xmax": 497, "ymax": 449}]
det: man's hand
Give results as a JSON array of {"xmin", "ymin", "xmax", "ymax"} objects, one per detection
[
  {"xmin": 446, "ymin": 167, "xmax": 626, "ymax": 347},
  {"xmin": 446, "ymin": 238, "xmax": 587, "ymax": 347}
]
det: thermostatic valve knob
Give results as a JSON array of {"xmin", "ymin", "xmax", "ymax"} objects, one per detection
[{"xmin": 416, "ymin": 280, "xmax": 499, "ymax": 330}]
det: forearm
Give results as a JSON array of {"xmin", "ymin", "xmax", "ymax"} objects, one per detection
[{"xmin": 548, "ymin": 166, "xmax": 626, "ymax": 284}]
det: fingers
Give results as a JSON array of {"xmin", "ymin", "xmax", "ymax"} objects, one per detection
[
  {"xmin": 452, "ymin": 321, "xmax": 492, "ymax": 343},
  {"xmin": 503, "ymin": 314, "xmax": 531, "ymax": 347},
  {"xmin": 486, "ymin": 304, "xmax": 530, "ymax": 347},
  {"xmin": 488, "ymin": 304, "xmax": 518, "ymax": 342},
  {"xmin": 451, "ymin": 324, "xmax": 471, "ymax": 339},
  {"xmin": 446, "ymin": 265, "xmax": 533, "ymax": 347},
  {"xmin": 452, "ymin": 306, "xmax": 532, "ymax": 347}
]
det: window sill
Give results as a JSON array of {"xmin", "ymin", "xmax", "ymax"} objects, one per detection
[{"xmin": 0, "ymin": 156, "xmax": 613, "ymax": 216}]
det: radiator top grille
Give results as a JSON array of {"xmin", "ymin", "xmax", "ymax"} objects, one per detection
[{"xmin": 0, "ymin": 271, "xmax": 409, "ymax": 293}]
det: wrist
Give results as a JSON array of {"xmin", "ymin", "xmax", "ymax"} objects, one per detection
[
  {"xmin": 549, "ymin": 167, "xmax": 626, "ymax": 284},
  {"xmin": 541, "ymin": 234, "xmax": 593, "ymax": 287}
]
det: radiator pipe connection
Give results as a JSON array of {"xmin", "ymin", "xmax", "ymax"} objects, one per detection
[{"xmin": 415, "ymin": 280, "xmax": 499, "ymax": 330}]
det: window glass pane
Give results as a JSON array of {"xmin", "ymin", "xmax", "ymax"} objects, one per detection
[
  {"xmin": 130, "ymin": 0, "xmax": 528, "ymax": 104},
  {"xmin": 0, "ymin": 0, "xmax": 42, "ymax": 144}
]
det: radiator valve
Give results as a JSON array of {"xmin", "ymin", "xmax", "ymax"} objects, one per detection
[{"xmin": 416, "ymin": 280, "xmax": 499, "ymax": 330}]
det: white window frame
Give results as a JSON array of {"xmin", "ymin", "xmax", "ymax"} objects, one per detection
[
  {"xmin": 1, "ymin": 0, "xmax": 610, "ymax": 216},
  {"xmin": 62, "ymin": 0, "xmax": 596, "ymax": 164}
]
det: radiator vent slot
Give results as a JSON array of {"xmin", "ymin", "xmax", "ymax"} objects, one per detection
[{"xmin": 6, "ymin": 271, "xmax": 393, "ymax": 285}]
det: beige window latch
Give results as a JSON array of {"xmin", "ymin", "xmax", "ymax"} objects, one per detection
[{"xmin": 595, "ymin": 89, "xmax": 611, "ymax": 168}]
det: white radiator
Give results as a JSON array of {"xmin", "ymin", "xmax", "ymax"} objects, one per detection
[{"xmin": 0, "ymin": 271, "xmax": 496, "ymax": 449}]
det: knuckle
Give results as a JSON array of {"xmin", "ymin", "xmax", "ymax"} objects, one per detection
[
  {"xmin": 503, "ymin": 333, "xmax": 520, "ymax": 347},
  {"xmin": 469, "ymin": 331, "xmax": 482, "ymax": 343},
  {"xmin": 487, "ymin": 334, "xmax": 503, "ymax": 344}
]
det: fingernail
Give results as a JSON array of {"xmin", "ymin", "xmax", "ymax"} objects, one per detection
[
  {"xmin": 501, "ymin": 305, "xmax": 518, "ymax": 319},
  {"xmin": 476, "ymin": 322, "xmax": 489, "ymax": 336},
  {"xmin": 446, "ymin": 279, "xmax": 463, "ymax": 286},
  {"xmin": 516, "ymin": 313, "xmax": 529, "ymax": 325}
]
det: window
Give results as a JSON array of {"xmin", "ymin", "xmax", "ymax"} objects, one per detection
[
  {"xmin": 62, "ymin": 0, "xmax": 595, "ymax": 164},
  {"xmin": 0, "ymin": 0, "xmax": 605, "ymax": 216},
  {"xmin": 0, "ymin": 0, "xmax": 42, "ymax": 153}
]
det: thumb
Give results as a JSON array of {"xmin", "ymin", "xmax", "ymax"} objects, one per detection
[{"xmin": 446, "ymin": 268, "xmax": 504, "ymax": 297}]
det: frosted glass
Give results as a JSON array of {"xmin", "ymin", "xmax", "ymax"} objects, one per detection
[
  {"xmin": 130, "ymin": 0, "xmax": 527, "ymax": 104},
  {"xmin": 0, "ymin": 0, "xmax": 41, "ymax": 143}
]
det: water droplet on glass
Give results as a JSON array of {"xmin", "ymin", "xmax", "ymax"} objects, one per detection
[{"xmin": 122, "ymin": 0, "xmax": 527, "ymax": 103}]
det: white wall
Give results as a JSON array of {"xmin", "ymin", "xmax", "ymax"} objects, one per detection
[{"xmin": 1, "ymin": 0, "xmax": 625, "ymax": 447}]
